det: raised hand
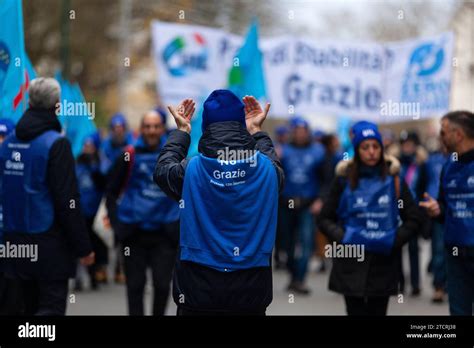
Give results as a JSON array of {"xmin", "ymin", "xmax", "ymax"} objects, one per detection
[
  {"xmin": 80, "ymin": 251, "xmax": 95, "ymax": 266},
  {"xmin": 168, "ymin": 98, "xmax": 196, "ymax": 134},
  {"xmin": 419, "ymin": 192, "xmax": 441, "ymax": 217},
  {"xmin": 242, "ymin": 95, "xmax": 270, "ymax": 135}
]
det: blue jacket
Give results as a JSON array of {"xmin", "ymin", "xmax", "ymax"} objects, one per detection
[
  {"xmin": 180, "ymin": 151, "xmax": 278, "ymax": 271},
  {"xmin": 280, "ymin": 142, "xmax": 325, "ymax": 199},
  {"xmin": 76, "ymin": 158, "xmax": 104, "ymax": 219},
  {"xmin": 337, "ymin": 173, "xmax": 399, "ymax": 254},
  {"xmin": 99, "ymin": 132, "xmax": 135, "ymax": 174},
  {"xmin": 441, "ymin": 157, "xmax": 474, "ymax": 246},
  {"xmin": 117, "ymin": 138, "xmax": 179, "ymax": 230},
  {"xmin": 0, "ymin": 130, "xmax": 61, "ymax": 233},
  {"xmin": 154, "ymin": 122, "xmax": 284, "ymax": 312}
]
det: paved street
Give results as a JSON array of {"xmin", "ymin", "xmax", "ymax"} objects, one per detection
[{"xmin": 67, "ymin": 239, "xmax": 449, "ymax": 315}]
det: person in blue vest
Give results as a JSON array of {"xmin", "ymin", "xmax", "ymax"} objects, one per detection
[
  {"xmin": 105, "ymin": 109, "xmax": 179, "ymax": 316},
  {"xmin": 398, "ymin": 130, "xmax": 429, "ymax": 296},
  {"xmin": 420, "ymin": 110, "xmax": 474, "ymax": 316},
  {"xmin": 425, "ymin": 143, "xmax": 449, "ymax": 303},
  {"xmin": 99, "ymin": 113, "xmax": 135, "ymax": 175},
  {"xmin": 279, "ymin": 116, "xmax": 325, "ymax": 294},
  {"xmin": 318, "ymin": 121, "xmax": 422, "ymax": 315},
  {"xmin": 75, "ymin": 134, "xmax": 107, "ymax": 290},
  {"xmin": 317, "ymin": 133, "xmax": 344, "ymax": 272},
  {"xmin": 0, "ymin": 118, "xmax": 17, "ymax": 314},
  {"xmin": 154, "ymin": 90, "xmax": 284, "ymax": 315},
  {"xmin": 100, "ymin": 113, "xmax": 135, "ymax": 284},
  {"xmin": 0, "ymin": 77, "xmax": 94, "ymax": 315},
  {"xmin": 273, "ymin": 124, "xmax": 289, "ymax": 270}
]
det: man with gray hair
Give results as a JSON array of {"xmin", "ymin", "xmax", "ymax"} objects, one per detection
[
  {"xmin": 420, "ymin": 110, "xmax": 474, "ymax": 315},
  {"xmin": 0, "ymin": 77, "xmax": 94, "ymax": 315}
]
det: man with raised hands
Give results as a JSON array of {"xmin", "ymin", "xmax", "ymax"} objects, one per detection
[{"xmin": 154, "ymin": 89, "xmax": 284, "ymax": 315}]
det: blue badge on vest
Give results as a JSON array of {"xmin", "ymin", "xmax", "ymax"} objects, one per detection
[
  {"xmin": 0, "ymin": 130, "xmax": 61, "ymax": 234},
  {"xmin": 281, "ymin": 143, "xmax": 324, "ymax": 199},
  {"xmin": 117, "ymin": 140, "xmax": 179, "ymax": 230},
  {"xmin": 76, "ymin": 163, "xmax": 103, "ymax": 218},
  {"xmin": 442, "ymin": 159, "xmax": 474, "ymax": 246},
  {"xmin": 337, "ymin": 176, "xmax": 399, "ymax": 254},
  {"xmin": 180, "ymin": 151, "xmax": 278, "ymax": 272}
]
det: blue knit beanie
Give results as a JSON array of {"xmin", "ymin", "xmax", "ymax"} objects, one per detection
[
  {"xmin": 351, "ymin": 121, "xmax": 383, "ymax": 149},
  {"xmin": 202, "ymin": 90, "xmax": 245, "ymax": 132}
]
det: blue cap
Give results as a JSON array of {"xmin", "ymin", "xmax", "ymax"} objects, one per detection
[
  {"xmin": 109, "ymin": 113, "xmax": 128, "ymax": 129},
  {"xmin": 289, "ymin": 116, "xmax": 309, "ymax": 129},
  {"xmin": 350, "ymin": 121, "xmax": 374, "ymax": 137},
  {"xmin": 351, "ymin": 121, "xmax": 383, "ymax": 149},
  {"xmin": 275, "ymin": 125, "xmax": 289, "ymax": 136},
  {"xmin": 0, "ymin": 118, "xmax": 15, "ymax": 136},
  {"xmin": 202, "ymin": 89, "xmax": 245, "ymax": 132},
  {"xmin": 313, "ymin": 129, "xmax": 326, "ymax": 139},
  {"xmin": 83, "ymin": 131, "xmax": 101, "ymax": 149}
]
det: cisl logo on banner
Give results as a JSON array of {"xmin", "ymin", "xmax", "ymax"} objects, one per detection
[
  {"xmin": 152, "ymin": 21, "xmax": 240, "ymax": 107},
  {"xmin": 162, "ymin": 33, "xmax": 208, "ymax": 77},
  {"xmin": 152, "ymin": 20, "xmax": 454, "ymax": 123}
]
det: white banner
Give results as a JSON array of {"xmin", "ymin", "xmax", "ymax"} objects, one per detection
[{"xmin": 152, "ymin": 20, "xmax": 454, "ymax": 123}]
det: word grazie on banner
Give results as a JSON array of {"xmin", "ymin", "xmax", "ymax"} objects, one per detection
[{"xmin": 152, "ymin": 21, "xmax": 453, "ymax": 122}]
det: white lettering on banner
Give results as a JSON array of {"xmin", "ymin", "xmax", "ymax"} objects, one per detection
[{"xmin": 152, "ymin": 21, "xmax": 453, "ymax": 122}]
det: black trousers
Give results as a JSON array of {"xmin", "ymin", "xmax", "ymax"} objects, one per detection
[
  {"xmin": 0, "ymin": 273, "xmax": 23, "ymax": 315},
  {"xmin": 123, "ymin": 223, "xmax": 179, "ymax": 316},
  {"xmin": 344, "ymin": 296, "xmax": 390, "ymax": 316},
  {"xmin": 85, "ymin": 216, "xmax": 108, "ymax": 266},
  {"xmin": 17, "ymin": 279, "xmax": 69, "ymax": 316},
  {"xmin": 83, "ymin": 216, "xmax": 108, "ymax": 287}
]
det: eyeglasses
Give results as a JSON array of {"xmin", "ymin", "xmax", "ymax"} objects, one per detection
[{"xmin": 142, "ymin": 124, "xmax": 163, "ymax": 129}]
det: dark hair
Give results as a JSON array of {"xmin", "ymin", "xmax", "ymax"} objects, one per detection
[
  {"xmin": 442, "ymin": 110, "xmax": 474, "ymax": 139},
  {"xmin": 321, "ymin": 134, "xmax": 336, "ymax": 148},
  {"xmin": 347, "ymin": 144, "xmax": 387, "ymax": 190}
]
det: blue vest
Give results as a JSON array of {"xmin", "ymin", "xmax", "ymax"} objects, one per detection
[
  {"xmin": 337, "ymin": 175, "xmax": 399, "ymax": 254},
  {"xmin": 117, "ymin": 139, "xmax": 179, "ymax": 230},
  {"xmin": 180, "ymin": 151, "xmax": 278, "ymax": 271},
  {"xmin": 0, "ymin": 130, "xmax": 61, "ymax": 233},
  {"xmin": 99, "ymin": 132, "xmax": 134, "ymax": 174},
  {"xmin": 76, "ymin": 162, "xmax": 103, "ymax": 218},
  {"xmin": 426, "ymin": 152, "xmax": 448, "ymax": 199},
  {"xmin": 0, "ymin": 162, "xmax": 3, "ymax": 243},
  {"xmin": 442, "ymin": 158, "xmax": 474, "ymax": 246},
  {"xmin": 281, "ymin": 143, "xmax": 325, "ymax": 199}
]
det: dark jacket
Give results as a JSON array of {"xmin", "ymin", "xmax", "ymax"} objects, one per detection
[
  {"xmin": 317, "ymin": 155, "xmax": 423, "ymax": 297},
  {"xmin": 154, "ymin": 121, "xmax": 284, "ymax": 312},
  {"xmin": 3, "ymin": 107, "xmax": 92, "ymax": 280}
]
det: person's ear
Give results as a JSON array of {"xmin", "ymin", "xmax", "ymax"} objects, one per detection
[{"xmin": 454, "ymin": 127, "xmax": 463, "ymax": 142}]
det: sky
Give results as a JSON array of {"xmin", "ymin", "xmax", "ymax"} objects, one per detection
[{"xmin": 266, "ymin": 0, "xmax": 460, "ymax": 41}]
